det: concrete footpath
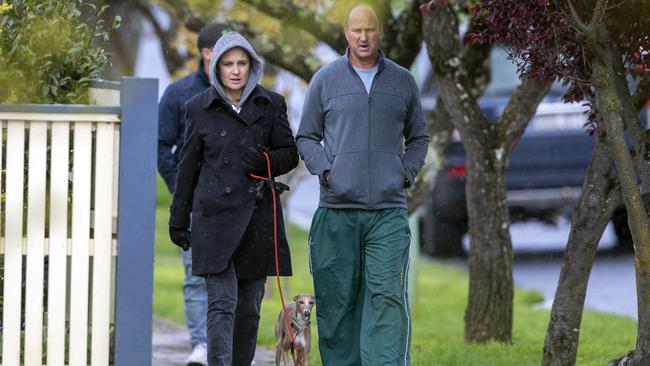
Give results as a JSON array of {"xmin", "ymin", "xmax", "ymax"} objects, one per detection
[{"xmin": 152, "ymin": 317, "xmax": 275, "ymax": 365}]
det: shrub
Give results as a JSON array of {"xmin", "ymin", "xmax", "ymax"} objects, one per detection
[{"xmin": 0, "ymin": 0, "xmax": 121, "ymax": 104}]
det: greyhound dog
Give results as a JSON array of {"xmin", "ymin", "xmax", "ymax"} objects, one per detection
[{"xmin": 274, "ymin": 294, "xmax": 315, "ymax": 366}]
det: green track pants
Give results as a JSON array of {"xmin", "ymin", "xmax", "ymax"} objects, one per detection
[{"xmin": 308, "ymin": 208, "xmax": 412, "ymax": 366}]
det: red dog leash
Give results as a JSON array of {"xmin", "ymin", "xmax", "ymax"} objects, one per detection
[{"xmin": 249, "ymin": 152, "xmax": 301, "ymax": 366}]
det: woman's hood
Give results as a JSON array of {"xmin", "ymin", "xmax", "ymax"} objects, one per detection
[{"xmin": 208, "ymin": 31, "xmax": 263, "ymax": 109}]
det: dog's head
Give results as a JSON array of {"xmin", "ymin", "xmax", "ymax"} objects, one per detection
[{"xmin": 293, "ymin": 294, "xmax": 315, "ymax": 319}]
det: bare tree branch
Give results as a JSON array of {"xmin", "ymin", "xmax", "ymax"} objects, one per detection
[
  {"xmin": 567, "ymin": 0, "xmax": 607, "ymax": 36},
  {"xmin": 229, "ymin": 21, "xmax": 322, "ymax": 82},
  {"xmin": 407, "ymin": 9, "xmax": 494, "ymax": 213},
  {"xmin": 461, "ymin": 21, "xmax": 493, "ymax": 99},
  {"xmin": 406, "ymin": 150, "xmax": 436, "ymax": 214},
  {"xmin": 384, "ymin": 0, "xmax": 423, "ymax": 68},
  {"xmin": 133, "ymin": 1, "xmax": 187, "ymax": 75},
  {"xmin": 633, "ymin": 77, "xmax": 650, "ymax": 111},
  {"xmin": 103, "ymin": 0, "xmax": 143, "ymax": 78},
  {"xmin": 499, "ymin": 78, "xmax": 551, "ymax": 156},
  {"xmin": 424, "ymin": 2, "xmax": 492, "ymax": 147},
  {"xmin": 567, "ymin": 0, "xmax": 593, "ymax": 33},
  {"xmin": 161, "ymin": 0, "xmax": 321, "ymax": 82},
  {"xmin": 163, "ymin": 0, "xmax": 211, "ymax": 32},
  {"xmin": 377, "ymin": 0, "xmax": 393, "ymax": 27},
  {"xmin": 238, "ymin": 0, "xmax": 423, "ymax": 69},
  {"xmin": 566, "ymin": 0, "xmax": 609, "ymax": 64},
  {"xmin": 239, "ymin": 0, "xmax": 346, "ymax": 52},
  {"xmin": 588, "ymin": 0, "xmax": 607, "ymax": 30}
]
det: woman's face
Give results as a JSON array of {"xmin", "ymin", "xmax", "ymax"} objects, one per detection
[{"xmin": 218, "ymin": 47, "xmax": 250, "ymax": 97}]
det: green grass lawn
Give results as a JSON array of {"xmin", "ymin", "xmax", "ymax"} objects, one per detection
[{"xmin": 153, "ymin": 176, "xmax": 637, "ymax": 365}]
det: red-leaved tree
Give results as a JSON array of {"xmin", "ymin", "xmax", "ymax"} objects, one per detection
[{"xmin": 473, "ymin": 1, "xmax": 650, "ymax": 365}]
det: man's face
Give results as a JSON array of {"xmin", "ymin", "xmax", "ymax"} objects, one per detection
[
  {"xmin": 344, "ymin": 6, "xmax": 382, "ymax": 67},
  {"xmin": 202, "ymin": 47, "xmax": 213, "ymax": 65},
  {"xmin": 201, "ymin": 47, "xmax": 213, "ymax": 75}
]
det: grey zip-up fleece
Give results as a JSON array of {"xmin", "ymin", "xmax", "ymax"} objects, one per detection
[
  {"xmin": 208, "ymin": 31, "xmax": 262, "ymax": 109},
  {"xmin": 297, "ymin": 50, "xmax": 430, "ymax": 209}
]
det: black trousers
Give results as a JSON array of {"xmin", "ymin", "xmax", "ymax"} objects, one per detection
[{"xmin": 204, "ymin": 262, "xmax": 266, "ymax": 366}]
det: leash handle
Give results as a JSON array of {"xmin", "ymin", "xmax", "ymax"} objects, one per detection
[{"xmin": 249, "ymin": 151, "xmax": 301, "ymax": 366}]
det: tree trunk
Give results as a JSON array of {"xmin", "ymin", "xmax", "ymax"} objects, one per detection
[
  {"xmin": 543, "ymin": 137, "xmax": 619, "ymax": 366},
  {"xmin": 463, "ymin": 146, "xmax": 513, "ymax": 342},
  {"xmin": 547, "ymin": 38, "xmax": 650, "ymax": 365},
  {"xmin": 423, "ymin": 2, "xmax": 549, "ymax": 342},
  {"xmin": 103, "ymin": 0, "xmax": 143, "ymax": 79},
  {"xmin": 383, "ymin": 0, "xmax": 423, "ymax": 69},
  {"xmin": 591, "ymin": 31, "xmax": 650, "ymax": 365},
  {"xmin": 610, "ymin": 45, "xmax": 650, "ymax": 204},
  {"xmin": 407, "ymin": 24, "xmax": 492, "ymax": 214},
  {"xmin": 607, "ymin": 48, "xmax": 650, "ymax": 365},
  {"xmin": 406, "ymin": 105, "xmax": 453, "ymax": 215}
]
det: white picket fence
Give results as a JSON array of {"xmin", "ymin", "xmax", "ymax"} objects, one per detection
[{"xmin": 0, "ymin": 102, "xmax": 121, "ymax": 364}]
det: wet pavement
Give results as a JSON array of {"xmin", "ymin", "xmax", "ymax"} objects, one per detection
[
  {"xmin": 463, "ymin": 219, "xmax": 639, "ymax": 319},
  {"xmin": 152, "ymin": 317, "xmax": 275, "ymax": 366},
  {"xmin": 512, "ymin": 252, "xmax": 637, "ymax": 318}
]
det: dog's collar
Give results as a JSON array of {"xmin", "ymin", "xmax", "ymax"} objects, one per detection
[{"xmin": 291, "ymin": 317, "xmax": 311, "ymax": 334}]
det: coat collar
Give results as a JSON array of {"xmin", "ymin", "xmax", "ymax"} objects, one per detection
[{"xmin": 203, "ymin": 85, "xmax": 272, "ymax": 126}]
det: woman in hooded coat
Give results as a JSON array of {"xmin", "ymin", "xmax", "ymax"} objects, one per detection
[{"xmin": 168, "ymin": 32, "xmax": 298, "ymax": 366}]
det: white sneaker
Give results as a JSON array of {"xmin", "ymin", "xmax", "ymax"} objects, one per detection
[{"xmin": 185, "ymin": 342, "xmax": 208, "ymax": 366}]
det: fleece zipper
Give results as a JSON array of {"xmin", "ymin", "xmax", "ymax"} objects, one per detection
[
  {"xmin": 347, "ymin": 57, "xmax": 383, "ymax": 207},
  {"xmin": 367, "ymin": 69, "xmax": 381, "ymax": 207}
]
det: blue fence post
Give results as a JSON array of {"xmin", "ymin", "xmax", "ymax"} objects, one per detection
[{"xmin": 114, "ymin": 77, "xmax": 158, "ymax": 366}]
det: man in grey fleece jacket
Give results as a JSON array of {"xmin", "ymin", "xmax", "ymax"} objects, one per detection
[{"xmin": 296, "ymin": 4, "xmax": 429, "ymax": 366}]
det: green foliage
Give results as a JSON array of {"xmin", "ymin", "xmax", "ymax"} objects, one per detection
[
  {"xmin": 153, "ymin": 175, "xmax": 187, "ymax": 322},
  {"xmin": 409, "ymin": 260, "xmax": 636, "ymax": 365},
  {"xmin": 0, "ymin": 0, "xmax": 121, "ymax": 104},
  {"xmin": 0, "ymin": 322, "xmax": 115, "ymax": 363},
  {"xmin": 0, "ymin": 254, "xmax": 3, "ymax": 308}
]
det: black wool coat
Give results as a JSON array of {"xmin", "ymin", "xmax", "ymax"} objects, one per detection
[{"xmin": 169, "ymin": 85, "xmax": 298, "ymax": 277}]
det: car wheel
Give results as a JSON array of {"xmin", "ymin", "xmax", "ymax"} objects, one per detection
[
  {"xmin": 429, "ymin": 216, "xmax": 466, "ymax": 257},
  {"xmin": 612, "ymin": 208, "xmax": 634, "ymax": 252}
]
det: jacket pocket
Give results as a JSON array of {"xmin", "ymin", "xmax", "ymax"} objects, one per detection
[
  {"xmin": 327, "ymin": 151, "xmax": 369, "ymax": 205},
  {"xmin": 371, "ymin": 151, "xmax": 407, "ymax": 205}
]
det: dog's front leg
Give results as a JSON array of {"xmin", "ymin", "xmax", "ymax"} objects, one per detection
[{"xmin": 282, "ymin": 349, "xmax": 289, "ymax": 366}]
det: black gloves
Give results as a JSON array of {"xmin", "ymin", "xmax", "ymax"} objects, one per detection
[
  {"xmin": 169, "ymin": 226, "xmax": 191, "ymax": 251},
  {"xmin": 241, "ymin": 146, "xmax": 270, "ymax": 175}
]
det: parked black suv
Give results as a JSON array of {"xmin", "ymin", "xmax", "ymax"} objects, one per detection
[{"xmin": 421, "ymin": 47, "xmax": 641, "ymax": 256}]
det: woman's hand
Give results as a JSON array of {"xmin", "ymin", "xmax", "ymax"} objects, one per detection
[
  {"xmin": 241, "ymin": 146, "xmax": 269, "ymax": 175},
  {"xmin": 169, "ymin": 226, "xmax": 191, "ymax": 251}
]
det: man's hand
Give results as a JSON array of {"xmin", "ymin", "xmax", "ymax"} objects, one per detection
[
  {"xmin": 169, "ymin": 226, "xmax": 191, "ymax": 251},
  {"xmin": 321, "ymin": 170, "xmax": 331, "ymax": 185},
  {"xmin": 241, "ymin": 146, "xmax": 269, "ymax": 175}
]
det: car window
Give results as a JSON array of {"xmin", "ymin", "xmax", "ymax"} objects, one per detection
[
  {"xmin": 486, "ymin": 47, "xmax": 565, "ymax": 96},
  {"xmin": 419, "ymin": 46, "xmax": 567, "ymax": 111}
]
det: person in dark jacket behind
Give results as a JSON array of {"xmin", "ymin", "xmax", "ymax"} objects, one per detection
[
  {"xmin": 296, "ymin": 4, "xmax": 429, "ymax": 365},
  {"xmin": 168, "ymin": 31, "xmax": 298, "ymax": 366},
  {"xmin": 158, "ymin": 23, "xmax": 226, "ymax": 366}
]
